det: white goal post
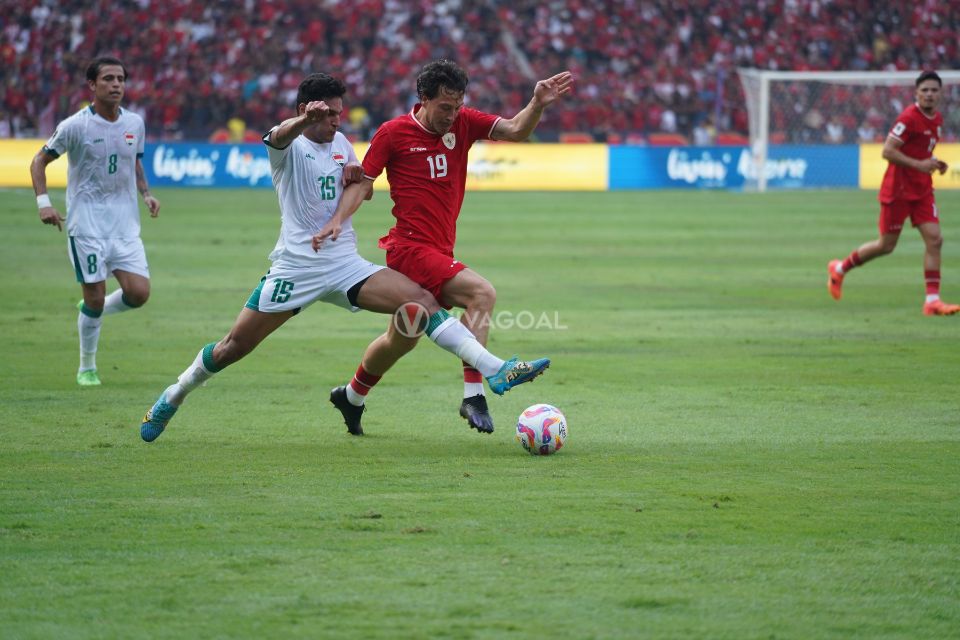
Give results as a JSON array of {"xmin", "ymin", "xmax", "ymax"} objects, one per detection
[{"xmin": 737, "ymin": 69, "xmax": 960, "ymax": 191}]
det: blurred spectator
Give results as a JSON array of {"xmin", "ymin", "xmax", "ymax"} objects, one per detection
[
  {"xmin": 226, "ymin": 117, "xmax": 246, "ymax": 143},
  {"xmin": 692, "ymin": 116, "xmax": 717, "ymax": 146}
]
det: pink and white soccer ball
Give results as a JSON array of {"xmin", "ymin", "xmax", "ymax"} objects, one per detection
[{"xmin": 516, "ymin": 404, "xmax": 567, "ymax": 455}]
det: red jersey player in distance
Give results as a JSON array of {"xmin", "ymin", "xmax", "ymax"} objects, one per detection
[
  {"xmin": 828, "ymin": 71, "xmax": 955, "ymax": 315},
  {"xmin": 314, "ymin": 60, "xmax": 573, "ymax": 433}
]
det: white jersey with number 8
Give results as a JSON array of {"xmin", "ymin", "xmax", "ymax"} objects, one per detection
[{"xmin": 44, "ymin": 106, "xmax": 145, "ymax": 238}]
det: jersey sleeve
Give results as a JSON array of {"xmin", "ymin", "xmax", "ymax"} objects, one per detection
[
  {"xmin": 262, "ymin": 126, "xmax": 290, "ymax": 171},
  {"xmin": 461, "ymin": 107, "xmax": 501, "ymax": 142},
  {"xmin": 362, "ymin": 123, "xmax": 392, "ymax": 180},
  {"xmin": 43, "ymin": 117, "xmax": 74, "ymax": 159},
  {"xmin": 888, "ymin": 110, "xmax": 916, "ymax": 143}
]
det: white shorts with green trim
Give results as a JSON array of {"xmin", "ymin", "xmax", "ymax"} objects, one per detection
[
  {"xmin": 68, "ymin": 235, "xmax": 150, "ymax": 284},
  {"xmin": 245, "ymin": 256, "xmax": 385, "ymax": 314}
]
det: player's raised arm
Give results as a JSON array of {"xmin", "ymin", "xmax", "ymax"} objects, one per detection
[
  {"xmin": 269, "ymin": 101, "xmax": 331, "ymax": 149},
  {"xmin": 491, "ymin": 71, "xmax": 574, "ymax": 142},
  {"xmin": 30, "ymin": 148, "xmax": 65, "ymax": 231}
]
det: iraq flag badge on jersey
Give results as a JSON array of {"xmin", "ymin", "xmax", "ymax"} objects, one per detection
[
  {"xmin": 332, "ymin": 152, "xmax": 346, "ymax": 167},
  {"xmin": 124, "ymin": 132, "xmax": 136, "ymax": 146}
]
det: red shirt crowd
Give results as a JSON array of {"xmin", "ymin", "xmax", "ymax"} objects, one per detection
[{"xmin": 2, "ymin": 0, "xmax": 958, "ymax": 143}]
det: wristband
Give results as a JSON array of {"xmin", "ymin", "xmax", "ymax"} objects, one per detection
[{"xmin": 37, "ymin": 194, "xmax": 52, "ymax": 209}]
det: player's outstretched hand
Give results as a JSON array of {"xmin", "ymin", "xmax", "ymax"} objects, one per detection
[
  {"xmin": 303, "ymin": 101, "xmax": 330, "ymax": 122},
  {"xmin": 39, "ymin": 206, "xmax": 65, "ymax": 231},
  {"xmin": 144, "ymin": 195, "xmax": 161, "ymax": 217},
  {"xmin": 312, "ymin": 216, "xmax": 342, "ymax": 251},
  {"xmin": 935, "ymin": 158, "xmax": 949, "ymax": 175},
  {"xmin": 532, "ymin": 71, "xmax": 574, "ymax": 109},
  {"xmin": 342, "ymin": 163, "xmax": 364, "ymax": 186}
]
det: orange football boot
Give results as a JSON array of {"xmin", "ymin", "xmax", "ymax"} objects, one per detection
[
  {"xmin": 827, "ymin": 260, "xmax": 844, "ymax": 300},
  {"xmin": 923, "ymin": 299, "xmax": 960, "ymax": 316}
]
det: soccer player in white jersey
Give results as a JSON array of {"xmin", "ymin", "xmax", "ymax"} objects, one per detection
[
  {"xmin": 139, "ymin": 73, "xmax": 548, "ymax": 442},
  {"xmin": 30, "ymin": 56, "xmax": 161, "ymax": 387}
]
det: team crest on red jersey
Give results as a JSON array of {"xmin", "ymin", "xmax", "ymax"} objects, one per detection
[
  {"xmin": 124, "ymin": 132, "xmax": 136, "ymax": 146},
  {"xmin": 442, "ymin": 132, "xmax": 456, "ymax": 149},
  {"xmin": 332, "ymin": 152, "xmax": 346, "ymax": 167}
]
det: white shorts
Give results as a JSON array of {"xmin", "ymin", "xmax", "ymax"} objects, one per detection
[
  {"xmin": 244, "ymin": 256, "xmax": 385, "ymax": 313},
  {"xmin": 68, "ymin": 236, "xmax": 150, "ymax": 284}
]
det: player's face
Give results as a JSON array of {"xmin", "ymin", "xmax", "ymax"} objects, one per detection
[
  {"xmin": 300, "ymin": 97, "xmax": 343, "ymax": 143},
  {"xmin": 420, "ymin": 87, "xmax": 464, "ymax": 136},
  {"xmin": 89, "ymin": 65, "xmax": 126, "ymax": 107},
  {"xmin": 915, "ymin": 80, "xmax": 941, "ymax": 114}
]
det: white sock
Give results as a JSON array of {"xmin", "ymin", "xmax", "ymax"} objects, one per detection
[
  {"xmin": 429, "ymin": 316, "xmax": 503, "ymax": 377},
  {"xmin": 834, "ymin": 263, "xmax": 844, "ymax": 275},
  {"xmin": 168, "ymin": 348, "xmax": 215, "ymax": 406},
  {"xmin": 464, "ymin": 382, "xmax": 485, "ymax": 398},
  {"xmin": 102, "ymin": 289, "xmax": 135, "ymax": 315},
  {"xmin": 77, "ymin": 312, "xmax": 102, "ymax": 372},
  {"xmin": 345, "ymin": 385, "xmax": 365, "ymax": 406},
  {"xmin": 926, "ymin": 294, "xmax": 940, "ymax": 303}
]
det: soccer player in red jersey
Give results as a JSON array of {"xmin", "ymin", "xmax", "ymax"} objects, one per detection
[
  {"xmin": 314, "ymin": 59, "xmax": 572, "ymax": 433},
  {"xmin": 828, "ymin": 71, "xmax": 955, "ymax": 315}
]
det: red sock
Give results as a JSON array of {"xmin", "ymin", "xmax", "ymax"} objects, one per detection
[
  {"xmin": 925, "ymin": 270, "xmax": 941, "ymax": 297},
  {"xmin": 462, "ymin": 364, "xmax": 483, "ymax": 384},
  {"xmin": 349, "ymin": 365, "xmax": 382, "ymax": 398},
  {"xmin": 841, "ymin": 250, "xmax": 862, "ymax": 273}
]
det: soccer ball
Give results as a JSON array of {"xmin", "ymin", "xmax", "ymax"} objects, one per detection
[{"xmin": 516, "ymin": 404, "xmax": 567, "ymax": 455}]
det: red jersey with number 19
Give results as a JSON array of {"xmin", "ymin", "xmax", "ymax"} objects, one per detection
[
  {"xmin": 363, "ymin": 105, "xmax": 500, "ymax": 256},
  {"xmin": 878, "ymin": 103, "xmax": 943, "ymax": 203}
]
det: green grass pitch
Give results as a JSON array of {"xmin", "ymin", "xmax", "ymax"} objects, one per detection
[{"xmin": 1, "ymin": 186, "xmax": 958, "ymax": 639}]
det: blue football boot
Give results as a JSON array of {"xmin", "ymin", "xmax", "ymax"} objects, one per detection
[
  {"xmin": 485, "ymin": 357, "xmax": 550, "ymax": 396},
  {"xmin": 141, "ymin": 388, "xmax": 179, "ymax": 442}
]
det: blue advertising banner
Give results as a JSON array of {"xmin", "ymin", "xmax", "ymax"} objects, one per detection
[
  {"xmin": 145, "ymin": 143, "xmax": 274, "ymax": 188},
  {"xmin": 138, "ymin": 142, "xmax": 861, "ymax": 191},
  {"xmin": 609, "ymin": 145, "xmax": 860, "ymax": 190}
]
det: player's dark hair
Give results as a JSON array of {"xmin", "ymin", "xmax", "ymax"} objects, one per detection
[
  {"xmin": 416, "ymin": 59, "xmax": 469, "ymax": 101},
  {"xmin": 916, "ymin": 70, "xmax": 942, "ymax": 87},
  {"xmin": 86, "ymin": 56, "xmax": 128, "ymax": 82},
  {"xmin": 296, "ymin": 73, "xmax": 347, "ymax": 107}
]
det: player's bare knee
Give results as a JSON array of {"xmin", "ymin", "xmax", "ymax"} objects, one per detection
[
  {"xmin": 469, "ymin": 282, "xmax": 496, "ymax": 313},
  {"xmin": 878, "ymin": 239, "xmax": 898, "ymax": 255},
  {"xmin": 125, "ymin": 289, "xmax": 150, "ymax": 307},
  {"xmin": 411, "ymin": 289, "xmax": 441, "ymax": 314}
]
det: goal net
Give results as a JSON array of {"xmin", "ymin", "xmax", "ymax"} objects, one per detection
[{"xmin": 737, "ymin": 69, "xmax": 960, "ymax": 191}]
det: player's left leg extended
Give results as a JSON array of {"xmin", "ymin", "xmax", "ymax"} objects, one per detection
[{"xmin": 141, "ymin": 308, "xmax": 294, "ymax": 442}]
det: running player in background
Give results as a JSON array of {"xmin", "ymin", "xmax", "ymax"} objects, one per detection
[
  {"xmin": 139, "ymin": 73, "xmax": 548, "ymax": 442},
  {"xmin": 30, "ymin": 56, "xmax": 161, "ymax": 386},
  {"xmin": 828, "ymin": 70, "xmax": 955, "ymax": 315},
  {"xmin": 313, "ymin": 60, "xmax": 570, "ymax": 434}
]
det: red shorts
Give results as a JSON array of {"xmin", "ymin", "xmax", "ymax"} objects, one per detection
[
  {"xmin": 383, "ymin": 242, "xmax": 467, "ymax": 309},
  {"xmin": 878, "ymin": 194, "xmax": 938, "ymax": 235}
]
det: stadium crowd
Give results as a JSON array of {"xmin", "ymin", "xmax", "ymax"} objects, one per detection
[{"xmin": 2, "ymin": 0, "xmax": 960, "ymax": 143}]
